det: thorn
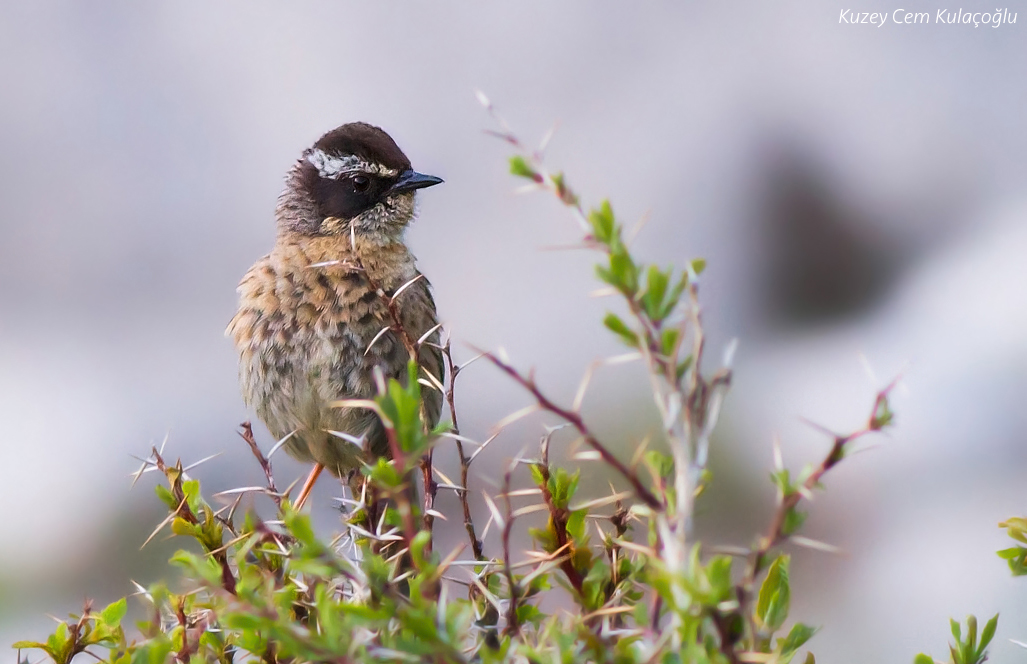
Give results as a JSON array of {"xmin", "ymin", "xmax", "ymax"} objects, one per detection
[
  {"xmin": 141, "ymin": 502, "xmax": 183, "ymax": 549},
  {"xmin": 798, "ymin": 416, "xmax": 837, "ymax": 438},
  {"xmin": 481, "ymin": 492, "xmax": 505, "ymax": 530},
  {"xmin": 421, "ymin": 365, "xmax": 445, "ymax": 393},
  {"xmin": 858, "ymin": 353, "xmax": 880, "ymax": 386},
  {"xmin": 326, "ymin": 430, "xmax": 367, "ymax": 447},
  {"xmin": 491, "ymin": 404, "xmax": 539, "ymax": 434},
  {"xmin": 364, "ymin": 325, "xmax": 392, "ymax": 357},
  {"xmin": 537, "ymin": 121, "xmax": 559, "ymax": 154},
  {"xmin": 267, "ymin": 430, "xmax": 298, "ymax": 459},
  {"xmin": 391, "ymin": 274, "xmax": 425, "ymax": 302},
  {"xmin": 458, "ymin": 352, "xmax": 486, "ymax": 372},
  {"xmin": 511, "ymin": 503, "xmax": 549, "ymax": 518},
  {"xmin": 417, "ymin": 322, "xmax": 444, "ymax": 346},
  {"xmin": 722, "ymin": 338, "xmax": 739, "ymax": 368},
  {"xmin": 790, "ymin": 536, "xmax": 844, "ymax": 555},
  {"xmin": 182, "ymin": 452, "xmax": 223, "ymax": 473},
  {"xmin": 572, "ymin": 360, "xmax": 601, "ymax": 413},
  {"xmin": 625, "ymin": 209, "xmax": 652, "ymax": 246}
]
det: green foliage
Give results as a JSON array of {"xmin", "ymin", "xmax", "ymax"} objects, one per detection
[
  {"xmin": 756, "ymin": 556, "xmax": 790, "ymax": 633},
  {"xmin": 998, "ymin": 517, "xmax": 1027, "ymax": 576},
  {"xmin": 915, "ymin": 614, "xmax": 998, "ymax": 664},
  {"xmin": 13, "ymin": 111, "xmax": 933, "ymax": 664},
  {"xmin": 13, "ymin": 599, "xmax": 128, "ymax": 664}
]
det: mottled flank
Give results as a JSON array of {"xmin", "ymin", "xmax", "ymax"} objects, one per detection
[{"xmin": 228, "ymin": 124, "xmax": 443, "ymax": 480}]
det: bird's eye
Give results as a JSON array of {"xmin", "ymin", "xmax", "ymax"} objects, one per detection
[{"xmin": 352, "ymin": 175, "xmax": 370, "ymax": 192}]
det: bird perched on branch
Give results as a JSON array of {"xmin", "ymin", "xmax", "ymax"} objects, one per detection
[{"xmin": 227, "ymin": 122, "xmax": 444, "ymax": 509}]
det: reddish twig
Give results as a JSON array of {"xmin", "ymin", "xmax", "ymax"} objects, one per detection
[
  {"xmin": 443, "ymin": 341, "xmax": 485, "ymax": 560},
  {"xmin": 381, "ymin": 427, "xmax": 420, "ymax": 558},
  {"xmin": 482, "ymin": 352, "xmax": 663, "ymax": 510},
  {"xmin": 151, "ymin": 447, "xmax": 237, "ymax": 595},
  {"xmin": 500, "ymin": 463, "xmax": 521, "ymax": 638},
  {"xmin": 175, "ymin": 598, "xmax": 193, "ymax": 662},
  {"xmin": 736, "ymin": 378, "xmax": 900, "ymax": 640},
  {"xmin": 350, "ymin": 256, "xmax": 436, "ymax": 554},
  {"xmin": 238, "ymin": 422, "xmax": 281, "ymax": 510},
  {"xmin": 535, "ymin": 433, "xmax": 586, "ymax": 599}
]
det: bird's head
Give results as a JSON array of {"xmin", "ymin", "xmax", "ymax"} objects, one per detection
[{"xmin": 278, "ymin": 122, "xmax": 443, "ymax": 240}]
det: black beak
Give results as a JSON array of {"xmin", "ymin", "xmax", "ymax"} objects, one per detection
[{"xmin": 388, "ymin": 169, "xmax": 444, "ymax": 195}]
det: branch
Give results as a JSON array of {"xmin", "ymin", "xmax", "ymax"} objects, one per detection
[
  {"xmin": 443, "ymin": 341, "xmax": 485, "ymax": 560},
  {"xmin": 238, "ymin": 422, "xmax": 281, "ymax": 510},
  {"xmin": 500, "ymin": 463, "xmax": 522, "ymax": 638},
  {"xmin": 535, "ymin": 433, "xmax": 585, "ymax": 598},
  {"xmin": 736, "ymin": 378, "xmax": 900, "ymax": 637},
  {"xmin": 482, "ymin": 351, "xmax": 663, "ymax": 511},
  {"xmin": 150, "ymin": 447, "xmax": 237, "ymax": 596},
  {"xmin": 346, "ymin": 252, "xmax": 436, "ymax": 551}
]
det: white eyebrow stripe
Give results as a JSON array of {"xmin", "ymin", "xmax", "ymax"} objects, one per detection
[{"xmin": 306, "ymin": 148, "xmax": 400, "ymax": 179}]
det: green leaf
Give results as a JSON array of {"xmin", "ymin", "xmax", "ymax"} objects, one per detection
[
  {"xmin": 509, "ymin": 155, "xmax": 538, "ymax": 180},
  {"xmin": 144, "ymin": 635, "xmax": 174, "ymax": 664},
  {"xmin": 779, "ymin": 623, "xmax": 817, "ymax": 655},
  {"xmin": 547, "ymin": 467, "xmax": 579, "ymax": 508},
  {"xmin": 549, "ymin": 172, "xmax": 575, "ymax": 204},
  {"xmin": 705, "ymin": 555, "xmax": 734, "ymax": 597},
  {"xmin": 691, "ymin": 258, "xmax": 707, "ymax": 275},
  {"xmin": 1000, "ymin": 518, "xmax": 1027, "ymax": 543},
  {"xmin": 597, "ymin": 248, "xmax": 639, "ymax": 296},
  {"xmin": 410, "ymin": 530, "xmax": 433, "ymax": 568},
  {"xmin": 913, "ymin": 655, "xmax": 934, "ymax": 664},
  {"xmin": 870, "ymin": 395, "xmax": 894, "ymax": 430},
  {"xmin": 770, "ymin": 469, "xmax": 794, "ymax": 495},
  {"xmin": 659, "ymin": 273, "xmax": 689, "ymax": 320},
  {"xmin": 603, "ymin": 313, "xmax": 639, "ymax": 347},
  {"xmin": 46, "ymin": 621, "xmax": 69, "ymax": 662},
  {"xmin": 12, "ymin": 641, "xmax": 48, "ymax": 650},
  {"xmin": 978, "ymin": 613, "xmax": 999, "ymax": 656},
  {"xmin": 170, "ymin": 517, "xmax": 197, "ymax": 538},
  {"xmin": 566, "ymin": 509, "xmax": 587, "ymax": 542},
  {"xmin": 676, "ymin": 355, "xmax": 693, "ymax": 382},
  {"xmin": 660, "ymin": 328, "xmax": 680, "ymax": 357},
  {"xmin": 286, "ymin": 510, "xmax": 317, "ymax": 547},
  {"xmin": 589, "ymin": 201, "xmax": 616, "ymax": 244},
  {"xmin": 154, "ymin": 484, "xmax": 177, "ymax": 510},
  {"xmin": 529, "ymin": 464, "xmax": 546, "ymax": 487},
  {"xmin": 583, "ymin": 560, "xmax": 610, "ymax": 600},
  {"xmin": 641, "ymin": 265, "xmax": 670, "ymax": 321},
  {"xmin": 100, "ymin": 598, "xmax": 128, "ymax": 627},
  {"xmin": 367, "ymin": 456, "xmax": 403, "ymax": 488},
  {"xmin": 757, "ymin": 555, "xmax": 791, "ymax": 632},
  {"xmin": 781, "ymin": 507, "xmax": 807, "ymax": 537},
  {"xmin": 170, "ymin": 550, "xmax": 222, "ymax": 585},
  {"xmin": 644, "ymin": 451, "xmax": 674, "ymax": 480},
  {"xmin": 965, "ymin": 615, "xmax": 978, "ymax": 662},
  {"xmin": 515, "ymin": 603, "xmax": 544, "ymax": 627}
]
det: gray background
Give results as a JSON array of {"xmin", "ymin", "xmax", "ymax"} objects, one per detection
[{"xmin": 2, "ymin": 2, "xmax": 1026, "ymax": 661}]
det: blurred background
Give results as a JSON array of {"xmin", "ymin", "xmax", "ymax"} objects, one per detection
[{"xmin": 2, "ymin": 1, "xmax": 1025, "ymax": 661}]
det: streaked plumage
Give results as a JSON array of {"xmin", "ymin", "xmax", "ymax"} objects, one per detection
[{"xmin": 228, "ymin": 123, "xmax": 443, "ymax": 490}]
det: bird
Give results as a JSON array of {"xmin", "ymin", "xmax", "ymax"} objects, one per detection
[{"xmin": 227, "ymin": 122, "xmax": 444, "ymax": 510}]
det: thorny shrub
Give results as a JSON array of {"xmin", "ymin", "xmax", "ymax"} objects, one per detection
[{"xmin": 13, "ymin": 98, "xmax": 1014, "ymax": 664}]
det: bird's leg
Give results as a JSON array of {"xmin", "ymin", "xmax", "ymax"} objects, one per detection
[{"xmin": 294, "ymin": 463, "xmax": 325, "ymax": 510}]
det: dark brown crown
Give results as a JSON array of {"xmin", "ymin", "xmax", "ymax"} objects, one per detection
[{"xmin": 311, "ymin": 122, "xmax": 411, "ymax": 171}]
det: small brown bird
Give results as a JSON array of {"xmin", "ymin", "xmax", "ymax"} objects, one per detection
[{"xmin": 227, "ymin": 122, "xmax": 444, "ymax": 509}]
